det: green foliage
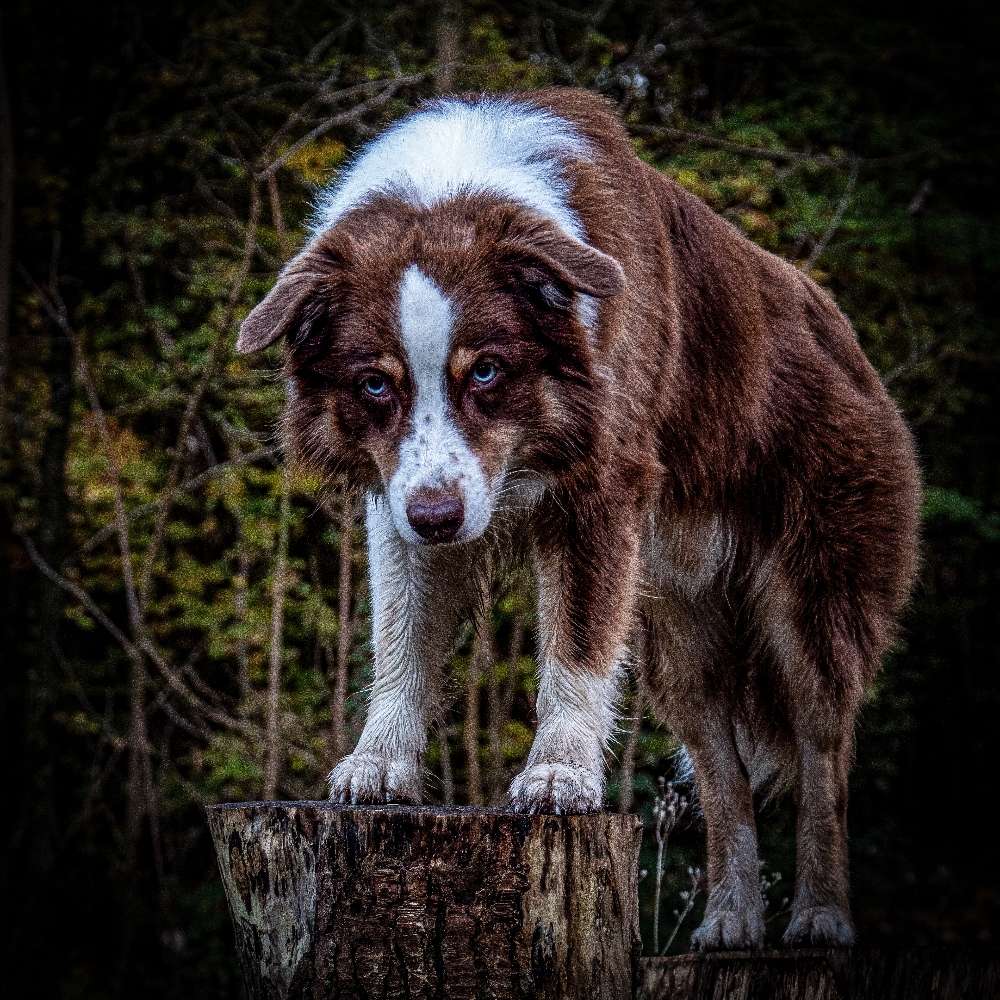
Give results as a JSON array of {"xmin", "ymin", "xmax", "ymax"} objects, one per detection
[{"xmin": 924, "ymin": 486, "xmax": 1000, "ymax": 540}]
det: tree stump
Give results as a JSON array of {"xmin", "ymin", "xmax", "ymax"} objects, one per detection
[
  {"xmin": 638, "ymin": 948, "xmax": 1000, "ymax": 1000},
  {"xmin": 207, "ymin": 802, "xmax": 642, "ymax": 1000}
]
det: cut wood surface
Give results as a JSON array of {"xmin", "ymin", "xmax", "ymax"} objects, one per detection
[
  {"xmin": 638, "ymin": 947, "xmax": 1000, "ymax": 1000},
  {"xmin": 207, "ymin": 801, "xmax": 642, "ymax": 1000}
]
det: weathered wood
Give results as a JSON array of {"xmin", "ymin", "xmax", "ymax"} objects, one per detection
[
  {"xmin": 638, "ymin": 947, "xmax": 1000, "ymax": 1000},
  {"xmin": 208, "ymin": 802, "xmax": 642, "ymax": 1000}
]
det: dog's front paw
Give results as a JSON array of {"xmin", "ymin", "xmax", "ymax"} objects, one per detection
[
  {"xmin": 783, "ymin": 904, "xmax": 854, "ymax": 947},
  {"xmin": 507, "ymin": 762, "xmax": 603, "ymax": 814},
  {"xmin": 327, "ymin": 751, "xmax": 422, "ymax": 805},
  {"xmin": 691, "ymin": 907, "xmax": 765, "ymax": 951}
]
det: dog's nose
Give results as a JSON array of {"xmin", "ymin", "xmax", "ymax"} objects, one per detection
[{"xmin": 406, "ymin": 491, "xmax": 465, "ymax": 543}]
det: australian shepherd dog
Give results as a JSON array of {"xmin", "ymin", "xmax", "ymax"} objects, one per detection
[{"xmin": 237, "ymin": 88, "xmax": 920, "ymax": 949}]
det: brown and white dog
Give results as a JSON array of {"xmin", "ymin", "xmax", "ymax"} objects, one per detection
[{"xmin": 236, "ymin": 88, "xmax": 920, "ymax": 949}]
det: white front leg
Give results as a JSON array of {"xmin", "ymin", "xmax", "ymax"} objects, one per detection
[
  {"xmin": 328, "ymin": 494, "xmax": 472, "ymax": 804},
  {"xmin": 507, "ymin": 654, "xmax": 622, "ymax": 814}
]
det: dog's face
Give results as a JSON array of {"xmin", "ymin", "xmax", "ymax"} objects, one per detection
[{"xmin": 237, "ymin": 196, "xmax": 624, "ymax": 545}]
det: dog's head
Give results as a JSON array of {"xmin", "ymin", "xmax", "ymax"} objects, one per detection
[{"xmin": 237, "ymin": 195, "xmax": 624, "ymax": 545}]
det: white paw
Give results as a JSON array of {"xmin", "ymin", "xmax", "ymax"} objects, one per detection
[
  {"xmin": 691, "ymin": 907, "xmax": 765, "ymax": 951},
  {"xmin": 327, "ymin": 752, "xmax": 422, "ymax": 805},
  {"xmin": 783, "ymin": 904, "xmax": 855, "ymax": 947},
  {"xmin": 507, "ymin": 761, "xmax": 603, "ymax": 814}
]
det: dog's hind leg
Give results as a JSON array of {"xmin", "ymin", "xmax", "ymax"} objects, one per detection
[
  {"xmin": 782, "ymin": 725, "xmax": 856, "ymax": 946},
  {"xmin": 687, "ymin": 711, "xmax": 766, "ymax": 950},
  {"xmin": 643, "ymin": 598, "xmax": 765, "ymax": 950},
  {"xmin": 761, "ymin": 574, "xmax": 866, "ymax": 947}
]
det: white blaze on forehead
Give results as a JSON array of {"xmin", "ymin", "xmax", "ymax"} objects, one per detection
[
  {"xmin": 388, "ymin": 265, "xmax": 491, "ymax": 545},
  {"xmin": 398, "ymin": 265, "xmax": 453, "ymax": 383}
]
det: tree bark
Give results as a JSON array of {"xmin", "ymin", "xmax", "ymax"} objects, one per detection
[
  {"xmin": 208, "ymin": 803, "xmax": 641, "ymax": 1000},
  {"xmin": 638, "ymin": 948, "xmax": 1000, "ymax": 1000}
]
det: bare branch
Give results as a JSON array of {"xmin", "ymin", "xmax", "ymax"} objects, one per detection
[
  {"xmin": 802, "ymin": 158, "xmax": 860, "ymax": 271},
  {"xmin": 255, "ymin": 73, "xmax": 430, "ymax": 180},
  {"xmin": 307, "ymin": 17, "xmax": 355, "ymax": 65},
  {"xmin": 635, "ymin": 124, "xmax": 854, "ymax": 166},
  {"xmin": 908, "ymin": 177, "xmax": 933, "ymax": 215},
  {"xmin": 137, "ymin": 179, "xmax": 262, "ymax": 607},
  {"xmin": 19, "ymin": 527, "xmax": 260, "ymax": 743},
  {"xmin": 21, "ymin": 261, "xmax": 145, "ymax": 636},
  {"xmin": 637, "ymin": 123, "xmax": 938, "ymax": 169},
  {"xmin": 19, "ymin": 531, "xmax": 137, "ymax": 655},
  {"xmin": 139, "ymin": 637, "xmax": 260, "ymax": 741},
  {"xmin": 500, "ymin": 612, "xmax": 527, "ymax": 720},
  {"xmin": 464, "ymin": 597, "xmax": 490, "ymax": 806},
  {"xmin": 74, "ymin": 447, "xmax": 275, "ymax": 561}
]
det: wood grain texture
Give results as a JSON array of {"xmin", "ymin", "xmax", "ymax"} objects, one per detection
[
  {"xmin": 207, "ymin": 802, "xmax": 642, "ymax": 999},
  {"xmin": 638, "ymin": 948, "xmax": 1000, "ymax": 1000}
]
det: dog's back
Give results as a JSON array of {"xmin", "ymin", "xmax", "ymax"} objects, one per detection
[{"xmin": 509, "ymin": 89, "xmax": 921, "ymax": 948}]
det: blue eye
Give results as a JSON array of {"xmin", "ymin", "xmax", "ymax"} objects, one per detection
[
  {"xmin": 362, "ymin": 374, "xmax": 389, "ymax": 398},
  {"xmin": 471, "ymin": 359, "xmax": 499, "ymax": 385}
]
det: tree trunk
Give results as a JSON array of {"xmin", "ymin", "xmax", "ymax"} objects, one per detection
[
  {"xmin": 638, "ymin": 949, "xmax": 1000, "ymax": 1000},
  {"xmin": 208, "ymin": 803, "xmax": 641, "ymax": 1000},
  {"xmin": 0, "ymin": 14, "xmax": 13, "ymax": 416},
  {"xmin": 617, "ymin": 661, "xmax": 645, "ymax": 815},
  {"xmin": 436, "ymin": 722, "xmax": 455, "ymax": 805},
  {"xmin": 484, "ymin": 614, "xmax": 506, "ymax": 805},
  {"xmin": 433, "ymin": 1, "xmax": 461, "ymax": 94},
  {"xmin": 463, "ymin": 627, "xmax": 484, "ymax": 806},
  {"xmin": 499, "ymin": 612, "xmax": 526, "ymax": 721},
  {"xmin": 235, "ymin": 540, "xmax": 252, "ymax": 703},
  {"xmin": 331, "ymin": 492, "xmax": 354, "ymax": 758},
  {"xmin": 25, "ymin": 281, "xmax": 75, "ymax": 872},
  {"xmin": 263, "ymin": 469, "xmax": 291, "ymax": 800}
]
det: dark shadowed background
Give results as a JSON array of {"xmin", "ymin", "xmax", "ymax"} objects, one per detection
[{"xmin": 1, "ymin": 1, "xmax": 998, "ymax": 996}]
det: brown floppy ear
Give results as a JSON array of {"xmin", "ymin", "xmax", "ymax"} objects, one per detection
[
  {"xmin": 236, "ymin": 247, "xmax": 339, "ymax": 354},
  {"xmin": 498, "ymin": 217, "xmax": 625, "ymax": 306},
  {"xmin": 236, "ymin": 273, "xmax": 316, "ymax": 354}
]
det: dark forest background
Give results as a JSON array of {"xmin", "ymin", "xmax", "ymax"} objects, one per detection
[{"xmin": 1, "ymin": 1, "xmax": 998, "ymax": 996}]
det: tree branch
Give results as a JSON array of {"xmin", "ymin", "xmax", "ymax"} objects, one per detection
[
  {"xmin": 802, "ymin": 158, "xmax": 860, "ymax": 271},
  {"xmin": 137, "ymin": 178, "xmax": 262, "ymax": 607},
  {"xmin": 255, "ymin": 73, "xmax": 429, "ymax": 180}
]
